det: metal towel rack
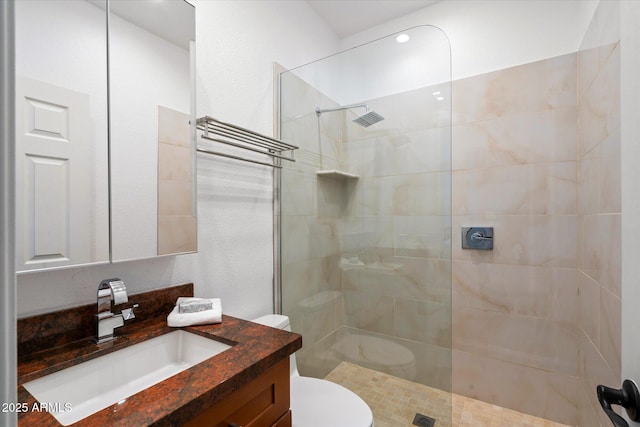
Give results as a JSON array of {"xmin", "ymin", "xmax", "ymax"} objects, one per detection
[{"xmin": 195, "ymin": 116, "xmax": 298, "ymax": 168}]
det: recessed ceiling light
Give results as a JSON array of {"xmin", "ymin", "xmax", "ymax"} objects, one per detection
[{"xmin": 396, "ymin": 34, "xmax": 410, "ymax": 43}]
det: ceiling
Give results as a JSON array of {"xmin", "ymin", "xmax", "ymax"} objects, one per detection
[{"xmin": 306, "ymin": 0, "xmax": 440, "ymax": 38}]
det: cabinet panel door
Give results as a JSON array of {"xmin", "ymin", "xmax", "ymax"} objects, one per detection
[{"xmin": 185, "ymin": 359, "xmax": 290, "ymax": 427}]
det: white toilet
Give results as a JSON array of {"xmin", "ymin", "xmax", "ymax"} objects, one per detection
[{"xmin": 252, "ymin": 314, "xmax": 374, "ymax": 427}]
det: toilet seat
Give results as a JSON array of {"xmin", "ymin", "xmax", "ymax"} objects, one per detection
[{"xmin": 291, "ymin": 376, "xmax": 374, "ymax": 427}]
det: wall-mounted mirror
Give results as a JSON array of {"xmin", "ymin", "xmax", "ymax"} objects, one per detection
[
  {"xmin": 15, "ymin": 0, "xmax": 197, "ymax": 272},
  {"xmin": 109, "ymin": 0, "xmax": 197, "ymax": 262},
  {"xmin": 15, "ymin": 0, "xmax": 110, "ymax": 272}
]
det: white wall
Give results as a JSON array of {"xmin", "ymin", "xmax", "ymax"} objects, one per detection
[
  {"xmin": 341, "ymin": 0, "xmax": 596, "ymax": 81},
  {"xmin": 16, "ymin": 0, "xmax": 338, "ymax": 319}
]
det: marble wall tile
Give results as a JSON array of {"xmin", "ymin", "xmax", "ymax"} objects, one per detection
[
  {"xmin": 576, "ymin": 24, "xmax": 621, "ymax": 424},
  {"xmin": 453, "ymin": 161, "xmax": 577, "ymax": 215},
  {"xmin": 282, "ymin": 215, "xmax": 341, "ymax": 263},
  {"xmin": 282, "ymin": 256, "xmax": 342, "ymax": 315},
  {"xmin": 317, "ymin": 112, "xmax": 344, "ymax": 165},
  {"xmin": 283, "ymin": 254, "xmax": 343, "ymax": 354},
  {"xmin": 158, "ymin": 143, "xmax": 191, "ymax": 181},
  {"xmin": 546, "ymin": 269, "xmax": 580, "ymax": 332},
  {"xmin": 395, "ymin": 298, "xmax": 451, "ymax": 347},
  {"xmin": 343, "ymin": 289, "xmax": 395, "ymax": 336},
  {"xmin": 317, "ymin": 174, "xmax": 358, "ymax": 218},
  {"xmin": 157, "ymin": 106, "xmax": 195, "ymax": 255},
  {"xmin": 298, "ymin": 295, "xmax": 340, "ymax": 351},
  {"xmin": 578, "ymin": 44, "xmax": 618, "ymax": 97},
  {"xmin": 578, "ymin": 271, "xmax": 600, "ymax": 346},
  {"xmin": 579, "ymin": 213, "xmax": 621, "ymax": 297},
  {"xmin": 452, "ymin": 350, "xmax": 578, "ymax": 425},
  {"xmin": 342, "ymin": 85, "xmax": 451, "ymax": 144},
  {"xmin": 452, "ymin": 108, "xmax": 577, "ymax": 170},
  {"xmin": 361, "ymin": 172, "xmax": 450, "ymax": 217},
  {"xmin": 393, "ymin": 215, "xmax": 451, "ymax": 260},
  {"xmin": 545, "ymin": 52, "xmax": 579, "ymax": 110},
  {"xmin": 342, "ymin": 215, "xmax": 449, "ymax": 259},
  {"xmin": 580, "ymin": 331, "xmax": 620, "ymax": 427},
  {"xmin": 342, "ymin": 256, "xmax": 450, "ymax": 305},
  {"xmin": 452, "ymin": 63, "xmax": 548, "ymax": 123},
  {"xmin": 453, "ymin": 307, "xmax": 578, "ymax": 375},
  {"xmin": 280, "ymin": 121, "xmax": 324, "ymax": 161},
  {"xmin": 158, "ymin": 179, "xmax": 193, "ymax": 216},
  {"xmin": 599, "ymin": 286, "xmax": 621, "ymax": 377},
  {"xmin": 295, "ymin": 328, "xmax": 342, "ymax": 378},
  {"xmin": 577, "ymin": 379, "xmax": 605, "ymax": 427},
  {"xmin": 453, "ymin": 261, "xmax": 578, "ymax": 325},
  {"xmin": 279, "ymin": 72, "xmax": 448, "ymax": 382},
  {"xmin": 344, "ymin": 127, "xmax": 451, "ymax": 178},
  {"xmin": 158, "ymin": 105, "xmax": 190, "ymax": 147},
  {"xmin": 578, "ymin": 45, "xmax": 620, "ymax": 157},
  {"xmin": 399, "ymin": 336, "xmax": 452, "ymax": 392},
  {"xmin": 157, "ymin": 215, "xmax": 196, "ymax": 255},
  {"xmin": 328, "ymin": 327, "xmax": 452, "ymax": 391},
  {"xmin": 346, "ymin": 215, "xmax": 396, "ymax": 251},
  {"xmin": 579, "ymin": 128, "xmax": 621, "ymax": 216},
  {"xmin": 281, "ymin": 169, "xmax": 316, "ymax": 216},
  {"xmin": 453, "ymin": 214, "xmax": 577, "ymax": 268},
  {"xmin": 282, "ymin": 45, "xmax": 603, "ymax": 427},
  {"xmin": 596, "ymin": 129, "xmax": 621, "ymax": 214},
  {"xmin": 280, "ymin": 71, "xmax": 343, "ymax": 158},
  {"xmin": 452, "ymin": 53, "xmax": 576, "ymax": 125},
  {"xmin": 447, "ymin": 51, "xmax": 585, "ymax": 424}
]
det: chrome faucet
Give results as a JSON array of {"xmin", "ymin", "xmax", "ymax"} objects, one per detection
[{"xmin": 96, "ymin": 278, "xmax": 137, "ymax": 343}]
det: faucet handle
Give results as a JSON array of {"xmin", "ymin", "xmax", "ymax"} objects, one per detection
[
  {"xmin": 98, "ymin": 278, "xmax": 128, "ymax": 305},
  {"xmin": 122, "ymin": 304, "xmax": 139, "ymax": 321},
  {"xmin": 109, "ymin": 280, "xmax": 128, "ymax": 305}
]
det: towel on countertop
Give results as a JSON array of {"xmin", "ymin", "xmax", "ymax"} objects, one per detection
[{"xmin": 167, "ymin": 297, "xmax": 222, "ymax": 327}]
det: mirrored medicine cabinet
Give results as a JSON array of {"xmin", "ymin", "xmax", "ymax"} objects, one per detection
[{"xmin": 14, "ymin": 0, "xmax": 197, "ymax": 273}]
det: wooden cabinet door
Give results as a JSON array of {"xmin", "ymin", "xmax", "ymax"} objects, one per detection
[{"xmin": 185, "ymin": 358, "xmax": 290, "ymax": 427}]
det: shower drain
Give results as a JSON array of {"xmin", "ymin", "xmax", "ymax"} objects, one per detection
[{"xmin": 413, "ymin": 413, "xmax": 436, "ymax": 427}]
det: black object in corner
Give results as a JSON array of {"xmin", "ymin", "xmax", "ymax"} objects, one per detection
[{"xmin": 597, "ymin": 379, "xmax": 640, "ymax": 427}]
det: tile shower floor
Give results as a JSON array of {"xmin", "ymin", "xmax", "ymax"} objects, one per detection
[{"xmin": 324, "ymin": 362, "xmax": 571, "ymax": 427}]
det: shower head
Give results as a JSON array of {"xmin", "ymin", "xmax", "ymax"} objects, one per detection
[
  {"xmin": 315, "ymin": 103, "xmax": 384, "ymax": 128},
  {"xmin": 352, "ymin": 110, "xmax": 384, "ymax": 128}
]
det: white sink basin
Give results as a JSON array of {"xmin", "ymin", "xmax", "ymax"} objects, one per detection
[{"xmin": 23, "ymin": 330, "xmax": 231, "ymax": 426}]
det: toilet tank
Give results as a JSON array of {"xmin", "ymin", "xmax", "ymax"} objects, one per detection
[
  {"xmin": 251, "ymin": 314, "xmax": 299, "ymax": 377},
  {"xmin": 252, "ymin": 314, "xmax": 291, "ymax": 331}
]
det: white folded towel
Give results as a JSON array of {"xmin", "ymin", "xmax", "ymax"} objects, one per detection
[{"xmin": 167, "ymin": 297, "xmax": 222, "ymax": 327}]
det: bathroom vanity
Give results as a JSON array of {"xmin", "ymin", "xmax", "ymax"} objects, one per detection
[{"xmin": 17, "ymin": 284, "xmax": 301, "ymax": 426}]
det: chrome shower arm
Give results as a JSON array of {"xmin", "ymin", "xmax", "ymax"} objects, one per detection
[{"xmin": 315, "ymin": 103, "xmax": 370, "ymax": 116}]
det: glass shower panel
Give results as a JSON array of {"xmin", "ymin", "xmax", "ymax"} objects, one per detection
[{"xmin": 279, "ymin": 25, "xmax": 452, "ymax": 425}]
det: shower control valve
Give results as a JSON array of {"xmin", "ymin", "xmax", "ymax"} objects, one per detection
[{"xmin": 461, "ymin": 227, "xmax": 494, "ymax": 250}]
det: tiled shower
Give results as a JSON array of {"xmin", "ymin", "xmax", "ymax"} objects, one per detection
[
  {"xmin": 279, "ymin": 26, "xmax": 453, "ymax": 400},
  {"xmin": 279, "ymin": 2, "xmax": 621, "ymax": 426}
]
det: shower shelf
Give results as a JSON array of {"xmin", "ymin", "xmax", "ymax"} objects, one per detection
[
  {"xmin": 195, "ymin": 116, "xmax": 298, "ymax": 168},
  {"xmin": 316, "ymin": 170, "xmax": 360, "ymax": 180}
]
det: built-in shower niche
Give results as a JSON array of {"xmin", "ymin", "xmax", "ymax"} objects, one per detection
[
  {"xmin": 316, "ymin": 172, "xmax": 359, "ymax": 218},
  {"xmin": 316, "ymin": 170, "xmax": 359, "ymax": 179}
]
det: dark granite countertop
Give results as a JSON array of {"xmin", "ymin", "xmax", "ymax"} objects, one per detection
[{"xmin": 17, "ymin": 284, "xmax": 302, "ymax": 427}]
